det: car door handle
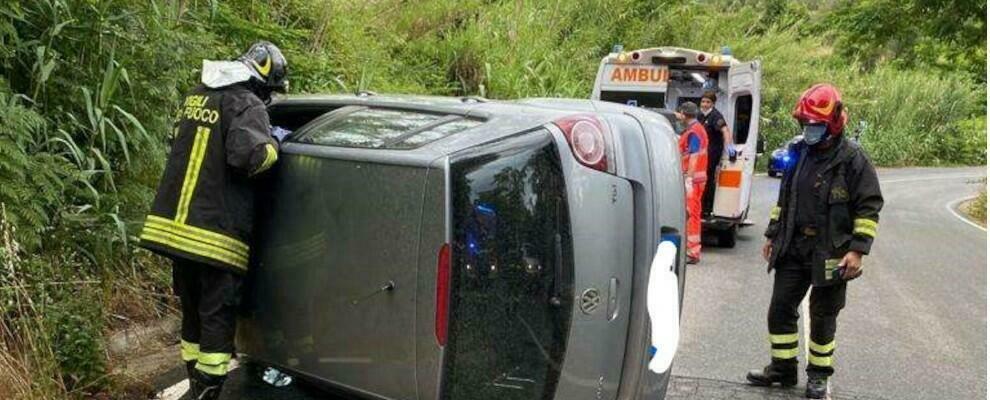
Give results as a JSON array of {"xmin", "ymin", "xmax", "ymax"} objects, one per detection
[
  {"xmin": 550, "ymin": 233, "xmax": 564, "ymax": 308},
  {"xmin": 607, "ymin": 277, "xmax": 619, "ymax": 321}
]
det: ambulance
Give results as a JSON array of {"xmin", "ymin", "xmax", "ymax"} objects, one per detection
[{"xmin": 591, "ymin": 46, "xmax": 762, "ymax": 247}]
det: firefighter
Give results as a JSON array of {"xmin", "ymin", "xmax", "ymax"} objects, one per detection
[
  {"xmin": 699, "ymin": 90, "xmax": 736, "ymax": 215},
  {"xmin": 745, "ymin": 84, "xmax": 883, "ymax": 399},
  {"xmin": 674, "ymin": 102, "xmax": 709, "ymax": 264},
  {"xmin": 138, "ymin": 41, "xmax": 289, "ymax": 400}
]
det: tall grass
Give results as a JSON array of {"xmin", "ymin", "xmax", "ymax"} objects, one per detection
[{"xmin": 0, "ymin": 0, "xmax": 985, "ymax": 398}]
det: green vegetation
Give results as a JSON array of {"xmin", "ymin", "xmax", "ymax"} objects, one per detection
[
  {"xmin": 968, "ymin": 185, "xmax": 987, "ymax": 226},
  {"xmin": 0, "ymin": 0, "xmax": 985, "ymax": 398}
]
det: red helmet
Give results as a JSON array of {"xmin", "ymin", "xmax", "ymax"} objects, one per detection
[{"xmin": 793, "ymin": 83, "xmax": 847, "ymax": 136}]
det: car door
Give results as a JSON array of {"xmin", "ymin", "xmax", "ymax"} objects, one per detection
[{"xmin": 714, "ymin": 61, "xmax": 761, "ymax": 219}]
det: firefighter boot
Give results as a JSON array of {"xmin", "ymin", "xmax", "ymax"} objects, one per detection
[
  {"xmin": 178, "ymin": 361, "xmax": 199, "ymax": 400},
  {"xmin": 189, "ymin": 369, "xmax": 226, "ymax": 400},
  {"xmin": 746, "ymin": 363, "xmax": 798, "ymax": 387},
  {"xmin": 805, "ymin": 372, "xmax": 830, "ymax": 399}
]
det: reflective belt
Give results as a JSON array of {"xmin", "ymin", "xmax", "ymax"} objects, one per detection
[
  {"xmin": 769, "ymin": 333, "xmax": 799, "ymax": 360},
  {"xmin": 853, "ymin": 218, "xmax": 878, "ymax": 238},
  {"xmin": 180, "ymin": 340, "xmax": 200, "ymax": 362},
  {"xmin": 251, "ymin": 143, "xmax": 279, "ymax": 176},
  {"xmin": 808, "ymin": 340, "xmax": 835, "ymax": 367},
  {"xmin": 769, "ymin": 206, "xmax": 781, "ymax": 221},
  {"xmin": 176, "ymin": 127, "xmax": 211, "ymax": 224},
  {"xmin": 196, "ymin": 352, "xmax": 233, "ymax": 376},
  {"xmin": 140, "ymin": 215, "xmax": 249, "ymax": 270}
]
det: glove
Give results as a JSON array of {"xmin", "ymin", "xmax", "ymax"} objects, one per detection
[
  {"xmin": 727, "ymin": 146, "xmax": 738, "ymax": 163},
  {"xmin": 271, "ymin": 126, "xmax": 292, "ymax": 143}
]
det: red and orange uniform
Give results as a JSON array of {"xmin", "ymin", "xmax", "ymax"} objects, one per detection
[{"xmin": 679, "ymin": 120, "xmax": 709, "ymax": 261}]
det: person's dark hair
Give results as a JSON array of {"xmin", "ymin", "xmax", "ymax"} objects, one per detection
[
  {"xmin": 677, "ymin": 102, "xmax": 699, "ymax": 118},
  {"xmin": 702, "ymin": 91, "xmax": 717, "ymax": 103}
]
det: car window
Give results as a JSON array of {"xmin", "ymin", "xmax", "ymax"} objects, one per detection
[
  {"xmin": 296, "ymin": 108, "xmax": 441, "ymax": 148},
  {"xmin": 390, "ymin": 118, "xmax": 482, "ymax": 149}
]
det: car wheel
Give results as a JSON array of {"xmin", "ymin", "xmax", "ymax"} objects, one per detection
[
  {"xmin": 767, "ymin": 169, "xmax": 777, "ymax": 177},
  {"xmin": 718, "ymin": 225, "xmax": 737, "ymax": 248}
]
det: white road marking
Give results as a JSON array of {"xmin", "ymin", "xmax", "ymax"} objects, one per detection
[
  {"xmin": 156, "ymin": 360, "xmax": 240, "ymax": 400},
  {"xmin": 156, "ymin": 379, "xmax": 189, "ymax": 400},
  {"xmin": 946, "ymin": 195, "xmax": 987, "ymax": 232},
  {"xmin": 879, "ymin": 174, "xmax": 984, "ymax": 185}
]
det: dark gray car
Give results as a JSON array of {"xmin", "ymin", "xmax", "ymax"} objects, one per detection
[{"xmin": 238, "ymin": 94, "xmax": 687, "ymax": 400}]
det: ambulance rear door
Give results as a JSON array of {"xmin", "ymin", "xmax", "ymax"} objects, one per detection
[{"xmin": 713, "ymin": 61, "xmax": 760, "ymax": 220}]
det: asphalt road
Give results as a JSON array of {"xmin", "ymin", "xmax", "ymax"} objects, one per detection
[
  {"xmin": 674, "ymin": 167, "xmax": 987, "ymax": 400},
  {"xmin": 154, "ymin": 167, "xmax": 986, "ymax": 400}
]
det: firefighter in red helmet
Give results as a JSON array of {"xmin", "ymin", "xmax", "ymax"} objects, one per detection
[{"xmin": 745, "ymin": 84, "xmax": 884, "ymax": 399}]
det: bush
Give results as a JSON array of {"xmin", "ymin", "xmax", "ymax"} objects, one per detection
[
  {"xmin": 48, "ymin": 298, "xmax": 107, "ymax": 394},
  {"xmin": 969, "ymin": 186, "xmax": 987, "ymax": 225}
]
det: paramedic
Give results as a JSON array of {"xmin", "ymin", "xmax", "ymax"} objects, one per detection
[
  {"xmin": 699, "ymin": 90, "xmax": 735, "ymax": 215},
  {"xmin": 675, "ymin": 102, "xmax": 709, "ymax": 264}
]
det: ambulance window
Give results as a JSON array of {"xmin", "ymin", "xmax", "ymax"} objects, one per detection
[
  {"xmin": 599, "ymin": 91, "xmax": 666, "ymax": 109},
  {"xmin": 734, "ymin": 95, "xmax": 753, "ymax": 144},
  {"xmin": 296, "ymin": 108, "xmax": 443, "ymax": 148}
]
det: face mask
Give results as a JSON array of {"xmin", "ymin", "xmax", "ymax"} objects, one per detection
[{"xmin": 802, "ymin": 123, "xmax": 829, "ymax": 146}]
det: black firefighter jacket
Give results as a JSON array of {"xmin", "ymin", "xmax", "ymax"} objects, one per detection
[
  {"xmin": 139, "ymin": 84, "xmax": 278, "ymax": 273},
  {"xmin": 765, "ymin": 137, "xmax": 884, "ymax": 286}
]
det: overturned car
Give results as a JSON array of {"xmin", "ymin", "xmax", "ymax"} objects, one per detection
[{"xmin": 238, "ymin": 94, "xmax": 687, "ymax": 400}]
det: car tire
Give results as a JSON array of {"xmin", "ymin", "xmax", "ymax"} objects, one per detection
[
  {"xmin": 718, "ymin": 225, "xmax": 737, "ymax": 248},
  {"xmin": 767, "ymin": 169, "xmax": 777, "ymax": 177}
]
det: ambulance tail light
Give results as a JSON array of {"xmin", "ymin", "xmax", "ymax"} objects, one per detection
[
  {"xmin": 554, "ymin": 115, "xmax": 615, "ymax": 174},
  {"xmin": 435, "ymin": 243, "xmax": 451, "ymax": 346}
]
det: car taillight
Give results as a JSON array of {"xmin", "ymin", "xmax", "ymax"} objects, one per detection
[
  {"xmin": 435, "ymin": 243, "xmax": 451, "ymax": 346},
  {"xmin": 554, "ymin": 114, "xmax": 614, "ymax": 174}
]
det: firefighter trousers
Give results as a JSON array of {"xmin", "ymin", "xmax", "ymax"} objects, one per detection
[
  {"xmin": 702, "ymin": 143, "xmax": 722, "ymax": 215},
  {"xmin": 686, "ymin": 179, "xmax": 706, "ymax": 260},
  {"xmin": 173, "ymin": 258, "xmax": 242, "ymax": 377},
  {"xmin": 767, "ymin": 251, "xmax": 846, "ymax": 376}
]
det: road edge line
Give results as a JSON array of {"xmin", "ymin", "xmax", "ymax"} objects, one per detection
[{"xmin": 945, "ymin": 195, "xmax": 986, "ymax": 232}]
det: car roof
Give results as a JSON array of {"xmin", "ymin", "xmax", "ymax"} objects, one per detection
[{"xmin": 272, "ymin": 93, "xmax": 657, "ymax": 155}]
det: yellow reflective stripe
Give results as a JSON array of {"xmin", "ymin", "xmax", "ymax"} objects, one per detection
[
  {"xmin": 808, "ymin": 353, "xmax": 833, "ymax": 367},
  {"xmin": 180, "ymin": 340, "xmax": 200, "ymax": 362},
  {"xmin": 809, "ymin": 340, "xmax": 835, "ymax": 354},
  {"xmin": 196, "ymin": 352, "xmax": 232, "ymax": 376},
  {"xmin": 198, "ymin": 352, "xmax": 232, "ymax": 366},
  {"xmin": 252, "ymin": 143, "xmax": 278, "ymax": 176},
  {"xmin": 769, "ymin": 333, "xmax": 799, "ymax": 344},
  {"xmin": 140, "ymin": 228, "xmax": 247, "ymax": 269},
  {"xmin": 770, "ymin": 206, "xmax": 781, "ymax": 221},
  {"xmin": 771, "ymin": 347, "xmax": 800, "ymax": 359},
  {"xmin": 145, "ymin": 215, "xmax": 249, "ymax": 256},
  {"xmin": 196, "ymin": 362, "xmax": 229, "ymax": 376},
  {"xmin": 176, "ymin": 127, "xmax": 211, "ymax": 224},
  {"xmin": 854, "ymin": 218, "xmax": 877, "ymax": 238}
]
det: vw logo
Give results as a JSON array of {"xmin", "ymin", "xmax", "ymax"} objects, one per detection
[{"xmin": 580, "ymin": 288, "xmax": 601, "ymax": 314}]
